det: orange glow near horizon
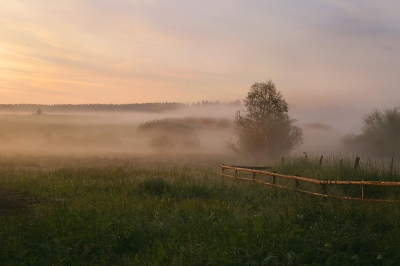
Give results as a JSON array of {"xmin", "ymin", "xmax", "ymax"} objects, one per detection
[{"xmin": 0, "ymin": 1, "xmax": 399, "ymax": 109}]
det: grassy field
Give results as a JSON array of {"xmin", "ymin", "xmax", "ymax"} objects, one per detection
[{"xmin": 0, "ymin": 153, "xmax": 400, "ymax": 265}]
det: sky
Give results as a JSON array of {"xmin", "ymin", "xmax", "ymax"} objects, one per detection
[{"xmin": 1, "ymin": 0, "xmax": 400, "ymax": 115}]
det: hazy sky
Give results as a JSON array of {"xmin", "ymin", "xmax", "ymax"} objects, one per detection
[{"xmin": 1, "ymin": 0, "xmax": 400, "ymax": 111}]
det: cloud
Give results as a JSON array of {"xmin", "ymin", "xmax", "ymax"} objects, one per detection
[{"xmin": 0, "ymin": 0, "xmax": 399, "ymax": 107}]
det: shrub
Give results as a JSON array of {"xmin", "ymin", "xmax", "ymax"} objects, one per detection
[
  {"xmin": 149, "ymin": 135, "xmax": 174, "ymax": 153},
  {"xmin": 342, "ymin": 107, "xmax": 400, "ymax": 158},
  {"xmin": 149, "ymin": 124, "xmax": 201, "ymax": 151}
]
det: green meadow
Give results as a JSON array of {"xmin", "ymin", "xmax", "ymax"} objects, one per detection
[{"xmin": 0, "ymin": 153, "xmax": 399, "ymax": 265}]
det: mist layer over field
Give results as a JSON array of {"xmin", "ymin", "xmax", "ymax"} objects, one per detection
[
  {"xmin": 0, "ymin": 105, "xmax": 239, "ymax": 156},
  {"xmin": 0, "ymin": 104, "xmax": 366, "ymax": 159}
]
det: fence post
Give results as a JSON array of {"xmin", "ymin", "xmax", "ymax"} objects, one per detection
[
  {"xmin": 222, "ymin": 164, "xmax": 225, "ymax": 175},
  {"xmin": 235, "ymin": 169, "xmax": 238, "ymax": 178},
  {"xmin": 361, "ymin": 178, "xmax": 365, "ymax": 200},
  {"xmin": 281, "ymin": 157, "xmax": 285, "ymax": 164},
  {"xmin": 252, "ymin": 172, "xmax": 256, "ymax": 182},
  {"xmin": 354, "ymin": 157, "xmax": 360, "ymax": 170},
  {"xmin": 390, "ymin": 157, "xmax": 394, "ymax": 176},
  {"xmin": 272, "ymin": 171, "xmax": 276, "ymax": 184},
  {"xmin": 319, "ymin": 155, "xmax": 323, "ymax": 166},
  {"xmin": 295, "ymin": 175, "xmax": 299, "ymax": 188}
]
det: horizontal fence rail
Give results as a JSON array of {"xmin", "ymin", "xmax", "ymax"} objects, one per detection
[{"xmin": 221, "ymin": 164, "xmax": 400, "ymax": 203}]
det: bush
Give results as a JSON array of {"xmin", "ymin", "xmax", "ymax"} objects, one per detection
[
  {"xmin": 149, "ymin": 124, "xmax": 201, "ymax": 152},
  {"xmin": 342, "ymin": 107, "xmax": 400, "ymax": 158}
]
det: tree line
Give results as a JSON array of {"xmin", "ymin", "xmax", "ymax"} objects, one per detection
[{"xmin": 0, "ymin": 100, "xmax": 241, "ymax": 114}]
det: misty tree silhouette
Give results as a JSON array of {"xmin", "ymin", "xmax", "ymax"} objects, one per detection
[{"xmin": 227, "ymin": 80, "xmax": 303, "ymax": 160}]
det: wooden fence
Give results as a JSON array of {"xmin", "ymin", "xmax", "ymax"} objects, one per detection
[{"xmin": 221, "ymin": 164, "xmax": 400, "ymax": 203}]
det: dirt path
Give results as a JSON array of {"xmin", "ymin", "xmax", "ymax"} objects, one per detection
[{"xmin": 0, "ymin": 188, "xmax": 40, "ymax": 216}]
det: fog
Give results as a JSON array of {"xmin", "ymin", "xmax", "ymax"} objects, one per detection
[
  {"xmin": 0, "ymin": 105, "xmax": 237, "ymax": 156},
  {"xmin": 0, "ymin": 104, "xmax": 380, "ymax": 158}
]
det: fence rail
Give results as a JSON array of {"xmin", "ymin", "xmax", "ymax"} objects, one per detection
[{"xmin": 221, "ymin": 164, "xmax": 400, "ymax": 203}]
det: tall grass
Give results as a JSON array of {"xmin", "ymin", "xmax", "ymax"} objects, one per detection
[
  {"xmin": 273, "ymin": 153, "xmax": 398, "ymax": 181},
  {"xmin": 269, "ymin": 153, "xmax": 400, "ymax": 200},
  {"xmin": 0, "ymin": 153, "xmax": 399, "ymax": 265}
]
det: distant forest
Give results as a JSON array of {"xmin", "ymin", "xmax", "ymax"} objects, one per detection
[{"xmin": 0, "ymin": 100, "xmax": 241, "ymax": 114}]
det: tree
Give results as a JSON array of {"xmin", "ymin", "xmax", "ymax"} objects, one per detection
[
  {"xmin": 342, "ymin": 107, "xmax": 400, "ymax": 157},
  {"xmin": 227, "ymin": 80, "xmax": 303, "ymax": 160}
]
